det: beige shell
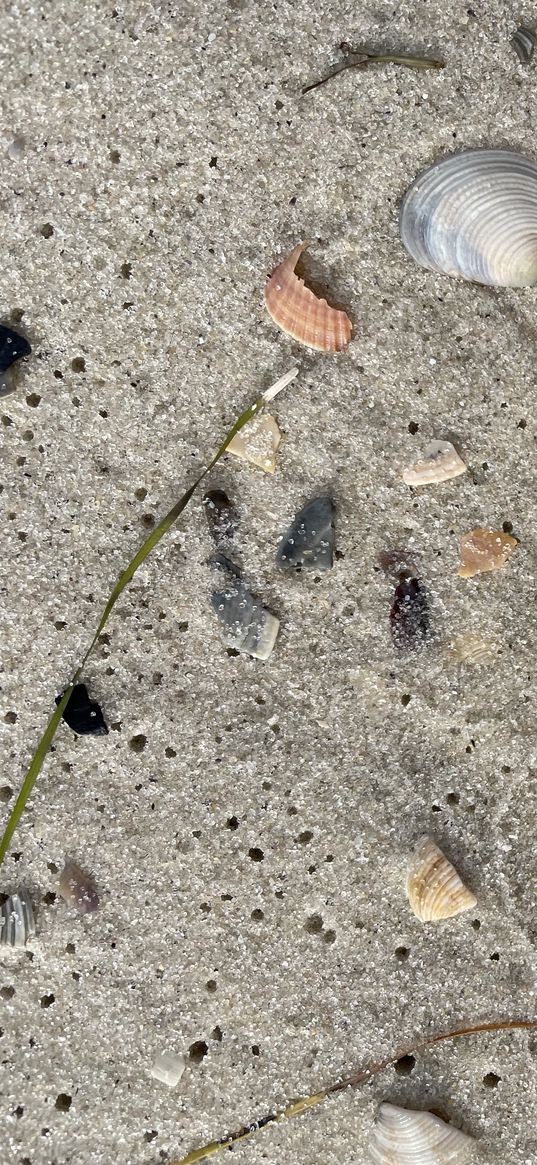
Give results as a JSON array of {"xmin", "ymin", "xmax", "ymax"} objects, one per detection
[
  {"xmin": 264, "ymin": 242, "xmax": 352, "ymax": 352},
  {"xmin": 406, "ymin": 836, "xmax": 477, "ymax": 922},
  {"xmin": 457, "ymin": 528, "xmax": 517, "ymax": 578},
  {"xmin": 227, "ymin": 414, "xmax": 281, "ymax": 474},
  {"xmin": 402, "ymin": 440, "xmax": 466, "ymax": 486},
  {"xmin": 370, "ymin": 1103, "xmax": 475, "ymax": 1165},
  {"xmin": 446, "ymin": 633, "xmax": 499, "ymax": 667}
]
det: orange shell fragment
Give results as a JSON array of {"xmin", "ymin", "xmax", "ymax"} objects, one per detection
[
  {"xmin": 264, "ymin": 243, "xmax": 352, "ymax": 352},
  {"xmin": 457, "ymin": 528, "xmax": 517, "ymax": 578}
]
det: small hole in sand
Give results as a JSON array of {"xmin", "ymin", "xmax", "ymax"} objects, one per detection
[
  {"xmin": 305, "ymin": 914, "xmax": 323, "ymax": 934},
  {"xmin": 248, "ymin": 847, "xmax": 264, "ymax": 862},
  {"xmin": 129, "ymin": 734, "xmax": 147, "ymax": 752},
  {"xmin": 483, "ymin": 1072, "xmax": 501, "ymax": 1088},
  {"xmin": 395, "ymin": 1054, "xmax": 415, "ymax": 1076},
  {"xmin": 189, "ymin": 1040, "xmax": 208, "ymax": 1063},
  {"xmin": 395, "ymin": 946, "xmax": 410, "ymax": 961}
]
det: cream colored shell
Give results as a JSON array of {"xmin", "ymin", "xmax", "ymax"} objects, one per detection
[
  {"xmin": 227, "ymin": 414, "xmax": 282, "ymax": 474},
  {"xmin": 370, "ymin": 1103, "xmax": 475, "ymax": 1165},
  {"xmin": 402, "ymin": 440, "xmax": 466, "ymax": 486},
  {"xmin": 457, "ymin": 528, "xmax": 517, "ymax": 578},
  {"xmin": 406, "ymin": 837, "xmax": 477, "ymax": 922},
  {"xmin": 446, "ymin": 633, "xmax": 499, "ymax": 667}
]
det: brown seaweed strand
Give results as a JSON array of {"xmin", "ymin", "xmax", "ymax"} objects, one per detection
[{"xmin": 170, "ymin": 1017, "xmax": 537, "ymax": 1165}]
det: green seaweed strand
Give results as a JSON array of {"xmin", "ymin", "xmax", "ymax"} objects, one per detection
[{"xmin": 0, "ymin": 368, "xmax": 299, "ymax": 867}]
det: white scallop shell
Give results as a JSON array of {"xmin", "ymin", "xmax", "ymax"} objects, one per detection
[
  {"xmin": 402, "ymin": 441, "xmax": 466, "ymax": 486},
  {"xmin": 400, "ymin": 149, "xmax": 537, "ymax": 286},
  {"xmin": 370, "ymin": 1103, "xmax": 475, "ymax": 1165},
  {"xmin": 406, "ymin": 837, "xmax": 477, "ymax": 922}
]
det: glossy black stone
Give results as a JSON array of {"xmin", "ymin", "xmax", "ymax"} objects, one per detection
[
  {"xmin": 56, "ymin": 684, "xmax": 109, "ymax": 736},
  {"xmin": 390, "ymin": 575, "xmax": 429, "ymax": 650},
  {"xmin": 0, "ymin": 325, "xmax": 31, "ymax": 396}
]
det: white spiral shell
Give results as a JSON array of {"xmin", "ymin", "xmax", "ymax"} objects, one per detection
[
  {"xmin": 400, "ymin": 149, "xmax": 537, "ymax": 286},
  {"xmin": 370, "ymin": 1103, "xmax": 475, "ymax": 1165}
]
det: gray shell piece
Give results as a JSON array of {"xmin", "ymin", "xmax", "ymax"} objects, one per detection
[
  {"xmin": 399, "ymin": 149, "xmax": 537, "ymax": 286},
  {"xmin": 512, "ymin": 26, "xmax": 536, "ymax": 63},
  {"xmin": 210, "ymin": 555, "xmax": 279, "ymax": 661},
  {"xmin": 276, "ymin": 497, "xmax": 335, "ymax": 571},
  {"xmin": 0, "ymin": 888, "xmax": 35, "ymax": 949}
]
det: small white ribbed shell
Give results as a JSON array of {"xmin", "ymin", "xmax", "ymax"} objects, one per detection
[
  {"xmin": 406, "ymin": 837, "xmax": 477, "ymax": 923},
  {"xmin": 402, "ymin": 441, "xmax": 467, "ymax": 486},
  {"xmin": 400, "ymin": 149, "xmax": 537, "ymax": 286},
  {"xmin": 370, "ymin": 1103, "xmax": 475, "ymax": 1165}
]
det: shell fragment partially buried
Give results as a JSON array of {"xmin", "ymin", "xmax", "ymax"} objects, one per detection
[
  {"xmin": 402, "ymin": 440, "xmax": 466, "ymax": 486},
  {"xmin": 0, "ymin": 889, "xmax": 35, "ymax": 950},
  {"xmin": 406, "ymin": 836, "xmax": 477, "ymax": 922},
  {"xmin": 457, "ymin": 528, "xmax": 517, "ymax": 578},
  {"xmin": 276, "ymin": 497, "xmax": 335, "ymax": 571},
  {"xmin": 370, "ymin": 1102, "xmax": 475, "ymax": 1165},
  {"xmin": 227, "ymin": 414, "xmax": 282, "ymax": 474},
  {"xmin": 210, "ymin": 555, "xmax": 279, "ymax": 660},
  {"xmin": 150, "ymin": 1051, "xmax": 186, "ymax": 1088},
  {"xmin": 400, "ymin": 149, "xmax": 537, "ymax": 286}
]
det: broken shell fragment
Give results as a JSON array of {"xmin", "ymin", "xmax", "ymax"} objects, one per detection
[
  {"xmin": 512, "ymin": 26, "xmax": 536, "ymax": 63},
  {"xmin": 150, "ymin": 1051, "xmax": 186, "ymax": 1088},
  {"xmin": 370, "ymin": 1103, "xmax": 474, "ymax": 1165},
  {"xmin": 264, "ymin": 242, "xmax": 352, "ymax": 352},
  {"xmin": 446, "ymin": 633, "xmax": 499, "ymax": 667},
  {"xmin": 203, "ymin": 489, "xmax": 238, "ymax": 546},
  {"xmin": 390, "ymin": 576, "xmax": 428, "ymax": 651},
  {"xmin": 402, "ymin": 440, "xmax": 466, "ymax": 486},
  {"xmin": 59, "ymin": 860, "xmax": 99, "ymax": 914},
  {"xmin": 0, "ymin": 888, "xmax": 35, "ymax": 949},
  {"xmin": 227, "ymin": 414, "xmax": 281, "ymax": 474},
  {"xmin": 457, "ymin": 528, "xmax": 517, "ymax": 578},
  {"xmin": 406, "ymin": 836, "xmax": 477, "ymax": 922},
  {"xmin": 210, "ymin": 555, "xmax": 279, "ymax": 660},
  {"xmin": 0, "ymin": 324, "xmax": 31, "ymax": 397},
  {"xmin": 400, "ymin": 149, "xmax": 537, "ymax": 286},
  {"xmin": 276, "ymin": 497, "xmax": 335, "ymax": 571}
]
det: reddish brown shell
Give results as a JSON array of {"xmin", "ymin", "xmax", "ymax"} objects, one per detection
[{"xmin": 264, "ymin": 243, "xmax": 352, "ymax": 352}]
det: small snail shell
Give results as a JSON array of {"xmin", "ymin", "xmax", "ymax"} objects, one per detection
[{"xmin": 400, "ymin": 149, "xmax": 537, "ymax": 286}]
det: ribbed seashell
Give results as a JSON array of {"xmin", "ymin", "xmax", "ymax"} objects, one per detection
[
  {"xmin": 446, "ymin": 633, "xmax": 499, "ymax": 666},
  {"xmin": 402, "ymin": 440, "xmax": 466, "ymax": 486},
  {"xmin": 0, "ymin": 888, "xmax": 35, "ymax": 949},
  {"xmin": 457, "ymin": 528, "xmax": 517, "ymax": 578},
  {"xmin": 211, "ymin": 555, "xmax": 279, "ymax": 661},
  {"xmin": 407, "ymin": 837, "xmax": 477, "ymax": 922},
  {"xmin": 370, "ymin": 1103, "xmax": 475, "ymax": 1165},
  {"xmin": 512, "ymin": 26, "xmax": 536, "ymax": 63},
  {"xmin": 400, "ymin": 149, "xmax": 537, "ymax": 286},
  {"xmin": 227, "ymin": 414, "xmax": 281, "ymax": 473},
  {"xmin": 59, "ymin": 860, "xmax": 99, "ymax": 914},
  {"xmin": 264, "ymin": 242, "xmax": 352, "ymax": 351},
  {"xmin": 276, "ymin": 497, "xmax": 335, "ymax": 571}
]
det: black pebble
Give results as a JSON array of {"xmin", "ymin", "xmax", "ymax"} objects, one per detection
[
  {"xmin": 0, "ymin": 325, "xmax": 31, "ymax": 396},
  {"xmin": 390, "ymin": 575, "xmax": 429, "ymax": 651},
  {"xmin": 0, "ymin": 325, "xmax": 31, "ymax": 371},
  {"xmin": 56, "ymin": 684, "xmax": 109, "ymax": 736}
]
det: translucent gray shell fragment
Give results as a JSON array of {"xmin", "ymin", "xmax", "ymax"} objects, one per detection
[
  {"xmin": 210, "ymin": 555, "xmax": 279, "ymax": 661},
  {"xmin": 276, "ymin": 496, "xmax": 335, "ymax": 571},
  {"xmin": 0, "ymin": 888, "xmax": 35, "ymax": 949},
  {"xmin": 512, "ymin": 26, "xmax": 536, "ymax": 63}
]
